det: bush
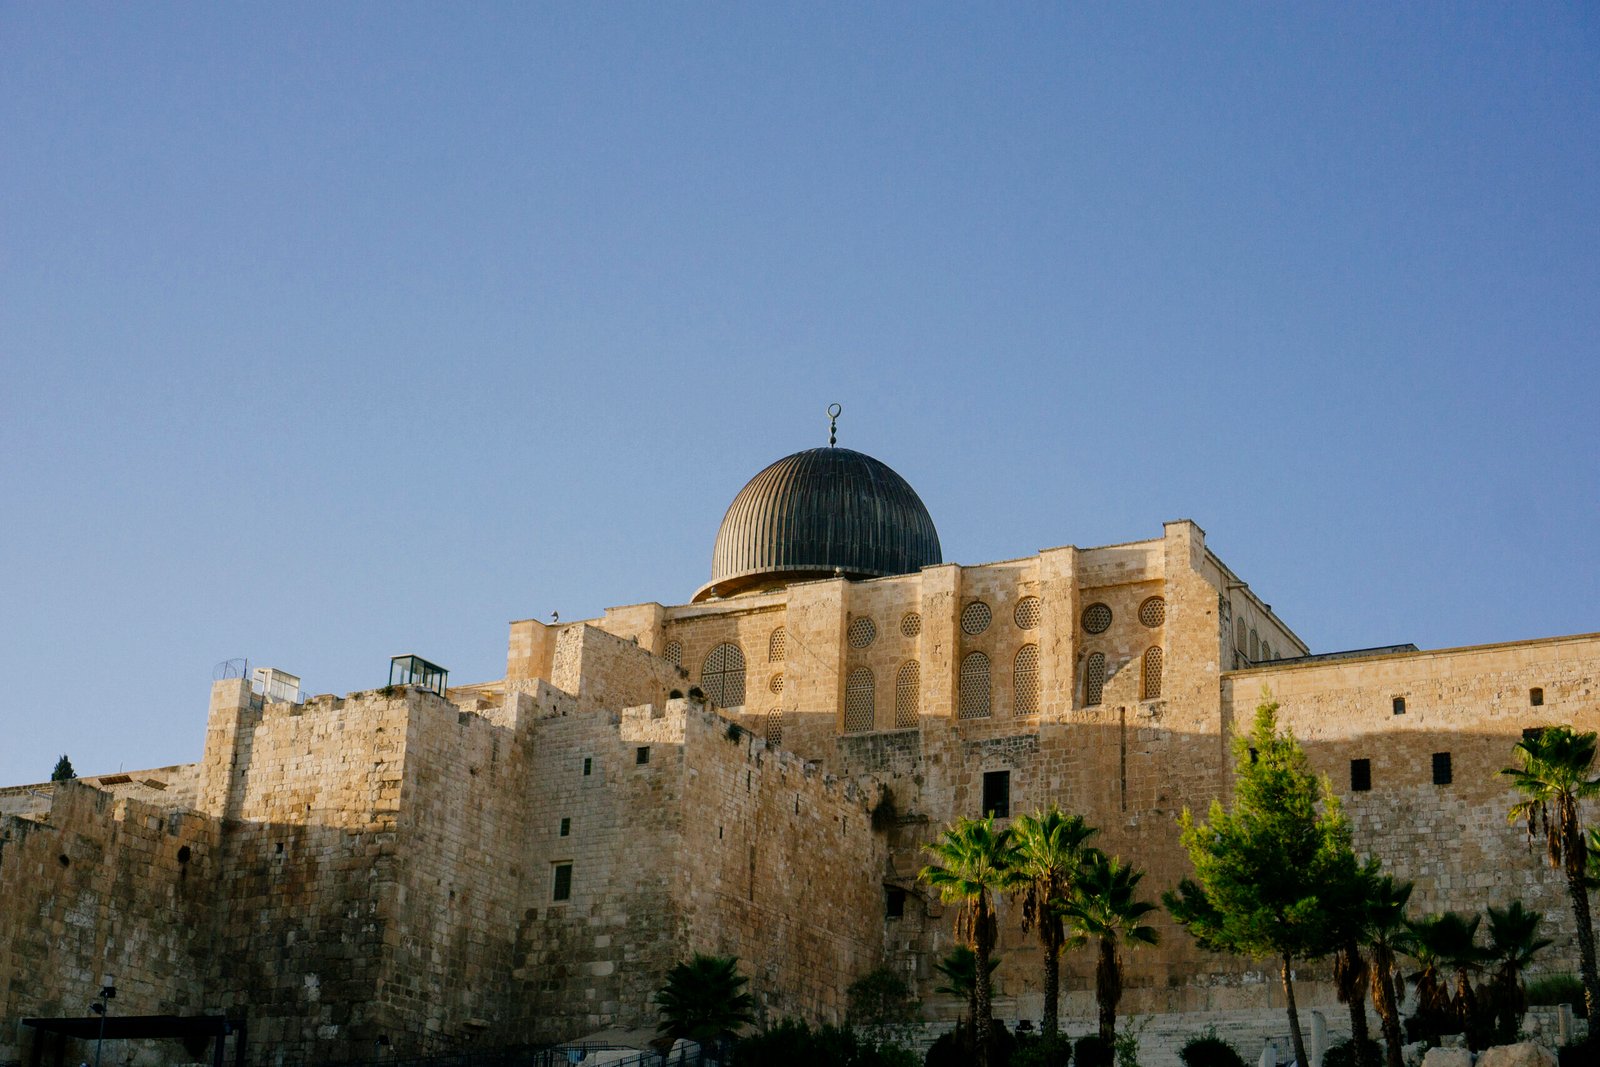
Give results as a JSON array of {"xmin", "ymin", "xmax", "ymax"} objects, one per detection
[
  {"xmin": 1559, "ymin": 1034, "xmax": 1599, "ymax": 1067},
  {"xmin": 1011, "ymin": 1032, "xmax": 1072, "ymax": 1067},
  {"xmin": 1528, "ymin": 973, "xmax": 1588, "ymax": 1015},
  {"xmin": 924, "ymin": 1022, "xmax": 1017, "ymax": 1067},
  {"xmin": 733, "ymin": 1018, "xmax": 918, "ymax": 1067},
  {"xmin": 1074, "ymin": 1034, "xmax": 1114, "ymax": 1067},
  {"xmin": 1321, "ymin": 1037, "xmax": 1382, "ymax": 1067},
  {"xmin": 1179, "ymin": 1028, "xmax": 1245, "ymax": 1067},
  {"xmin": 847, "ymin": 966, "xmax": 918, "ymax": 1026}
]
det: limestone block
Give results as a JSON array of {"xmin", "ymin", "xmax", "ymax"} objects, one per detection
[
  {"xmin": 1420, "ymin": 1048, "xmax": 1472, "ymax": 1067},
  {"xmin": 1475, "ymin": 1043, "xmax": 1558, "ymax": 1067}
]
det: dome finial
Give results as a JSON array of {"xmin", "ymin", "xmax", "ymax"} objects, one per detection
[{"xmin": 827, "ymin": 403, "xmax": 842, "ymax": 447}]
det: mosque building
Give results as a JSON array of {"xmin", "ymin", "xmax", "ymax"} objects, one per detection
[{"xmin": 2, "ymin": 424, "xmax": 1596, "ymax": 1065}]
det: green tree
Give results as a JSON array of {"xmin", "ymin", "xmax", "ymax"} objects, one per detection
[
  {"xmin": 51, "ymin": 754, "xmax": 75, "ymax": 781},
  {"xmin": 846, "ymin": 966, "xmax": 917, "ymax": 1027},
  {"xmin": 1362, "ymin": 875, "xmax": 1413, "ymax": 1067},
  {"xmin": 1011, "ymin": 806, "xmax": 1099, "ymax": 1040},
  {"xmin": 1501, "ymin": 724, "xmax": 1600, "ymax": 1017},
  {"xmin": 1330, "ymin": 860, "xmax": 1384, "ymax": 1067},
  {"xmin": 654, "ymin": 954, "xmax": 757, "ymax": 1059},
  {"xmin": 1164, "ymin": 699, "xmax": 1357, "ymax": 1067},
  {"xmin": 1062, "ymin": 852, "xmax": 1158, "ymax": 1043},
  {"xmin": 933, "ymin": 944, "xmax": 1000, "ymax": 1036},
  {"xmin": 1483, "ymin": 900, "xmax": 1552, "ymax": 1042},
  {"xmin": 920, "ymin": 816, "xmax": 1019, "ymax": 1067},
  {"xmin": 1405, "ymin": 911, "xmax": 1487, "ymax": 1045}
]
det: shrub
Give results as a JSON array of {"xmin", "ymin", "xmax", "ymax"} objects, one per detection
[
  {"xmin": 1179, "ymin": 1027, "xmax": 1245, "ymax": 1067},
  {"xmin": 1559, "ymin": 1034, "xmax": 1599, "ymax": 1067},
  {"xmin": 847, "ymin": 966, "xmax": 918, "ymax": 1026},
  {"xmin": 1528, "ymin": 973, "xmax": 1588, "ymax": 1015},
  {"xmin": 1011, "ymin": 1032, "xmax": 1072, "ymax": 1067},
  {"xmin": 733, "ymin": 1018, "xmax": 918, "ymax": 1067},
  {"xmin": 924, "ymin": 1022, "xmax": 1017, "ymax": 1067},
  {"xmin": 1074, "ymin": 1034, "xmax": 1114, "ymax": 1067},
  {"xmin": 1321, "ymin": 1038, "xmax": 1382, "ymax": 1067}
]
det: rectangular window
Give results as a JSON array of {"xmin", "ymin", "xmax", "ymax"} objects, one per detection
[
  {"xmin": 559, "ymin": 817, "xmax": 570, "ymax": 837},
  {"xmin": 982, "ymin": 770, "xmax": 1011, "ymax": 819},
  {"xmin": 582, "ymin": 757, "xmax": 592, "ymax": 776},
  {"xmin": 1523, "ymin": 727, "xmax": 1545, "ymax": 744},
  {"xmin": 1350, "ymin": 758, "xmax": 1372, "ymax": 792},
  {"xmin": 636, "ymin": 746, "xmax": 651, "ymax": 765},
  {"xmin": 1432, "ymin": 752, "xmax": 1453, "ymax": 786},
  {"xmin": 885, "ymin": 887, "xmax": 906, "ymax": 919},
  {"xmin": 1530, "ymin": 688, "xmax": 1544, "ymax": 707},
  {"xmin": 1392, "ymin": 697, "xmax": 1406, "ymax": 715},
  {"xmin": 552, "ymin": 863, "xmax": 573, "ymax": 902}
]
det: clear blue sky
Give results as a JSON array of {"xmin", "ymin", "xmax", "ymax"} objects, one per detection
[{"xmin": 2, "ymin": 4, "xmax": 1596, "ymax": 785}]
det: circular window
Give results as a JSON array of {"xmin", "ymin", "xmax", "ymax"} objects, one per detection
[
  {"xmin": 901, "ymin": 612, "xmax": 922, "ymax": 638},
  {"xmin": 961, "ymin": 601, "xmax": 992, "ymax": 636},
  {"xmin": 1082, "ymin": 603, "xmax": 1112, "ymax": 634},
  {"xmin": 1138, "ymin": 597, "xmax": 1166, "ymax": 628},
  {"xmin": 847, "ymin": 617, "xmax": 878, "ymax": 649},
  {"xmin": 769, "ymin": 674, "xmax": 784, "ymax": 694},
  {"xmin": 1014, "ymin": 596, "xmax": 1042, "ymax": 630}
]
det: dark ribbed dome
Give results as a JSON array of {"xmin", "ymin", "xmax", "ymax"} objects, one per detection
[{"xmin": 694, "ymin": 447, "xmax": 942, "ymax": 601}]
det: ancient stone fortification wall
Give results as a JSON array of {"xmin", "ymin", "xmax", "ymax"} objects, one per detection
[
  {"xmin": 1228, "ymin": 633, "xmax": 1600, "ymax": 978},
  {"xmin": 675, "ymin": 706, "xmax": 887, "ymax": 1025},
  {"xmin": 0, "ymin": 782, "xmax": 214, "ymax": 1065}
]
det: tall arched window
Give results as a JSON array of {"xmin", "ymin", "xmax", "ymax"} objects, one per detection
[
  {"xmin": 959, "ymin": 652, "xmax": 991, "ymax": 719},
  {"xmin": 701, "ymin": 643, "xmax": 746, "ymax": 707},
  {"xmin": 1235, "ymin": 617, "xmax": 1247, "ymax": 653},
  {"xmin": 1014, "ymin": 644, "xmax": 1039, "ymax": 715},
  {"xmin": 1249, "ymin": 629, "xmax": 1260, "ymax": 662},
  {"xmin": 663, "ymin": 641, "xmax": 682, "ymax": 668},
  {"xmin": 1084, "ymin": 652, "xmax": 1106, "ymax": 706},
  {"xmin": 895, "ymin": 661, "xmax": 921, "ymax": 728},
  {"xmin": 768, "ymin": 628, "xmax": 786, "ymax": 662},
  {"xmin": 765, "ymin": 709, "xmax": 783, "ymax": 747},
  {"xmin": 845, "ymin": 667, "xmax": 876, "ymax": 733},
  {"xmin": 1142, "ymin": 646, "xmax": 1164, "ymax": 699}
]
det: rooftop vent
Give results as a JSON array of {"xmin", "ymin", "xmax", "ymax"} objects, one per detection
[{"xmin": 389, "ymin": 654, "xmax": 448, "ymax": 696}]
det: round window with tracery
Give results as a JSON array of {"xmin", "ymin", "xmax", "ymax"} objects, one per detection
[
  {"xmin": 1138, "ymin": 597, "xmax": 1166, "ymax": 628},
  {"xmin": 847, "ymin": 617, "xmax": 877, "ymax": 649},
  {"xmin": 1082, "ymin": 603, "xmax": 1112, "ymax": 634},
  {"xmin": 901, "ymin": 612, "xmax": 922, "ymax": 637},
  {"xmin": 961, "ymin": 601, "xmax": 992, "ymax": 636},
  {"xmin": 1014, "ymin": 596, "xmax": 1042, "ymax": 630}
]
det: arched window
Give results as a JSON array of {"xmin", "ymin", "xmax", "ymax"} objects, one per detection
[
  {"xmin": 768, "ymin": 628, "xmax": 786, "ymax": 662},
  {"xmin": 765, "ymin": 709, "xmax": 783, "ymax": 747},
  {"xmin": 959, "ymin": 652, "xmax": 991, "ymax": 719},
  {"xmin": 1085, "ymin": 652, "xmax": 1106, "ymax": 706},
  {"xmin": 845, "ymin": 667, "xmax": 876, "ymax": 733},
  {"xmin": 1249, "ymin": 629, "xmax": 1260, "ymax": 662},
  {"xmin": 895, "ymin": 661, "xmax": 921, "ymax": 728},
  {"xmin": 700, "ymin": 643, "xmax": 746, "ymax": 707},
  {"xmin": 663, "ymin": 640, "xmax": 682, "ymax": 668},
  {"xmin": 1142, "ymin": 646, "xmax": 1164, "ymax": 700},
  {"xmin": 1014, "ymin": 644, "xmax": 1040, "ymax": 715},
  {"xmin": 1234, "ymin": 617, "xmax": 1247, "ymax": 653}
]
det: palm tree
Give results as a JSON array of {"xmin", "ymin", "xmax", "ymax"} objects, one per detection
[
  {"xmin": 1363, "ymin": 875, "xmax": 1413, "ymax": 1067},
  {"xmin": 1062, "ymin": 852, "xmax": 1158, "ymax": 1043},
  {"xmin": 1333, "ymin": 892, "xmax": 1376, "ymax": 1067},
  {"xmin": 1010, "ymin": 806, "xmax": 1099, "ymax": 1040},
  {"xmin": 934, "ymin": 944, "xmax": 1001, "ymax": 1036},
  {"xmin": 1484, "ymin": 900, "xmax": 1552, "ymax": 1042},
  {"xmin": 1406, "ymin": 911, "xmax": 1484, "ymax": 1044},
  {"xmin": 1502, "ymin": 724, "xmax": 1600, "ymax": 1017},
  {"xmin": 920, "ymin": 816, "xmax": 1019, "ymax": 1067},
  {"xmin": 654, "ymin": 954, "xmax": 757, "ymax": 1061}
]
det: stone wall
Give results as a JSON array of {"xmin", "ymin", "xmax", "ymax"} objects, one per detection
[{"xmin": 0, "ymin": 783, "xmax": 213, "ymax": 1065}]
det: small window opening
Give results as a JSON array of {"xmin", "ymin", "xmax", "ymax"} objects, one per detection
[
  {"xmin": 886, "ymin": 887, "xmax": 907, "ymax": 919},
  {"xmin": 1350, "ymin": 759, "xmax": 1372, "ymax": 792},
  {"xmin": 1432, "ymin": 752, "xmax": 1453, "ymax": 786},
  {"xmin": 1392, "ymin": 697, "xmax": 1406, "ymax": 715},
  {"xmin": 982, "ymin": 770, "xmax": 1011, "ymax": 819},
  {"xmin": 275, "ymin": 842, "xmax": 284, "ymax": 854},
  {"xmin": 58, "ymin": 854, "xmax": 70, "ymax": 868},
  {"xmin": 582, "ymin": 757, "xmax": 592, "ymax": 776},
  {"xmin": 559, "ymin": 818, "xmax": 570, "ymax": 837},
  {"xmin": 177, "ymin": 845, "xmax": 192, "ymax": 864},
  {"xmin": 636, "ymin": 746, "xmax": 650, "ymax": 765},
  {"xmin": 1530, "ymin": 688, "xmax": 1544, "ymax": 707},
  {"xmin": 1523, "ymin": 727, "xmax": 1545, "ymax": 744},
  {"xmin": 552, "ymin": 863, "xmax": 572, "ymax": 902}
]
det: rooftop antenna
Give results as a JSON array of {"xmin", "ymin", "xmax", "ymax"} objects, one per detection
[{"xmin": 827, "ymin": 403, "xmax": 842, "ymax": 447}]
